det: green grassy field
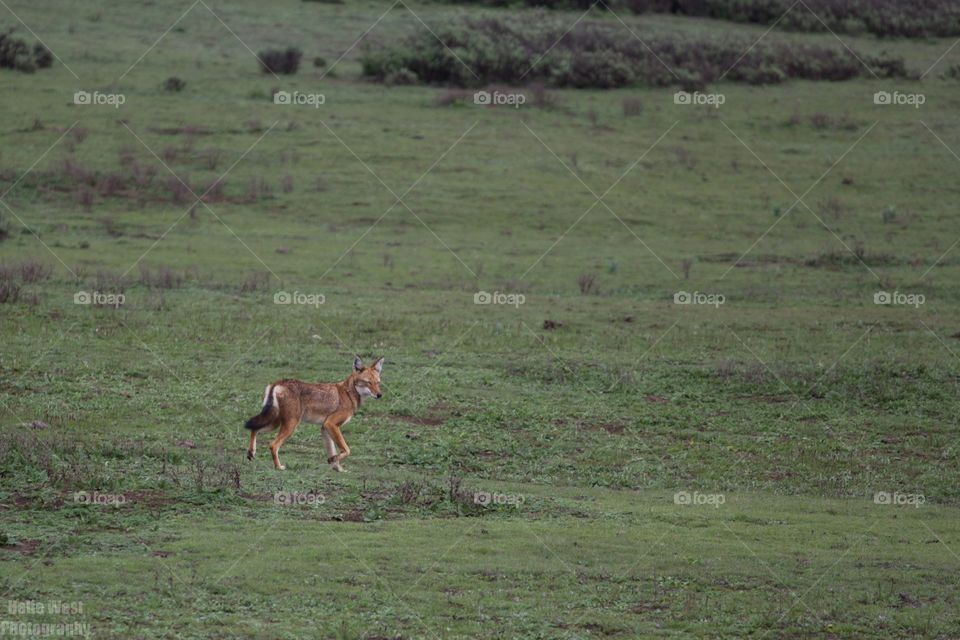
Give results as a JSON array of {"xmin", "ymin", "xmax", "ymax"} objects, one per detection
[{"xmin": 2, "ymin": 0, "xmax": 960, "ymax": 637}]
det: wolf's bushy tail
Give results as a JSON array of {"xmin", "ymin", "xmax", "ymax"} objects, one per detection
[{"xmin": 245, "ymin": 385, "xmax": 277, "ymax": 431}]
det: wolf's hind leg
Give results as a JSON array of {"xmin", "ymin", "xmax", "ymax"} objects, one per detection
[
  {"xmin": 270, "ymin": 416, "xmax": 299, "ymax": 471},
  {"xmin": 247, "ymin": 421, "xmax": 278, "ymax": 460}
]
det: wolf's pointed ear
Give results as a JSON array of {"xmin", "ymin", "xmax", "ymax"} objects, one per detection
[
  {"xmin": 373, "ymin": 357, "xmax": 384, "ymax": 373},
  {"xmin": 354, "ymin": 355, "xmax": 364, "ymax": 372}
]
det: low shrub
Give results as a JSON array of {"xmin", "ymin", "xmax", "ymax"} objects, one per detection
[
  {"xmin": 139, "ymin": 264, "xmax": 184, "ymax": 290},
  {"xmin": 0, "ymin": 28, "xmax": 53, "ymax": 72},
  {"xmin": 361, "ymin": 14, "xmax": 905, "ymax": 89},
  {"xmin": 163, "ymin": 76, "xmax": 186, "ymax": 92},
  {"xmin": 4, "ymin": 148, "xmax": 239, "ymax": 210},
  {"xmin": 623, "ymin": 97, "xmax": 643, "ymax": 116},
  {"xmin": 258, "ymin": 46, "xmax": 302, "ymax": 75},
  {"xmin": 437, "ymin": 0, "xmax": 960, "ymax": 37},
  {"xmin": 0, "ymin": 260, "xmax": 52, "ymax": 304},
  {"xmin": 671, "ymin": 0, "xmax": 960, "ymax": 38},
  {"xmin": 0, "ymin": 279, "xmax": 20, "ymax": 304},
  {"xmin": 945, "ymin": 63, "xmax": 960, "ymax": 79}
]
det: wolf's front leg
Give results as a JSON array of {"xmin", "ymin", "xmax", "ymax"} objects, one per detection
[{"xmin": 322, "ymin": 427, "xmax": 344, "ymax": 472}]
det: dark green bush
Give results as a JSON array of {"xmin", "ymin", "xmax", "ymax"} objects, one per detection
[
  {"xmin": 162, "ymin": 76, "xmax": 186, "ymax": 92},
  {"xmin": 0, "ymin": 29, "xmax": 53, "ymax": 73},
  {"xmin": 257, "ymin": 46, "xmax": 302, "ymax": 75},
  {"xmin": 438, "ymin": 0, "xmax": 960, "ymax": 37},
  {"xmin": 683, "ymin": 0, "xmax": 960, "ymax": 38},
  {"xmin": 360, "ymin": 14, "xmax": 905, "ymax": 89}
]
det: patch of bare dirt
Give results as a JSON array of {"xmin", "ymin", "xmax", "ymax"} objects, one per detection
[
  {"xmin": 12, "ymin": 494, "xmax": 33, "ymax": 508},
  {"xmin": 341, "ymin": 509, "xmax": 365, "ymax": 522},
  {"xmin": 393, "ymin": 415, "xmax": 444, "ymax": 426},
  {"xmin": 390, "ymin": 401, "xmax": 457, "ymax": 427},
  {"xmin": 2, "ymin": 539, "xmax": 40, "ymax": 554}
]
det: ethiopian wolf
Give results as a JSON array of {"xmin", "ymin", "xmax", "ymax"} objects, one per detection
[{"xmin": 244, "ymin": 355, "xmax": 384, "ymax": 471}]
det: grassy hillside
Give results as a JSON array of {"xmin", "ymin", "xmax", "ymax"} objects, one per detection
[{"xmin": 1, "ymin": 1, "xmax": 959, "ymax": 637}]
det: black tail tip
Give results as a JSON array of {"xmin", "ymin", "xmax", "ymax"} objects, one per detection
[{"xmin": 244, "ymin": 416, "xmax": 267, "ymax": 430}]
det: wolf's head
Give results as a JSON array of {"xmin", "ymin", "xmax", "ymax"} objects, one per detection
[{"xmin": 352, "ymin": 355, "xmax": 384, "ymax": 399}]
